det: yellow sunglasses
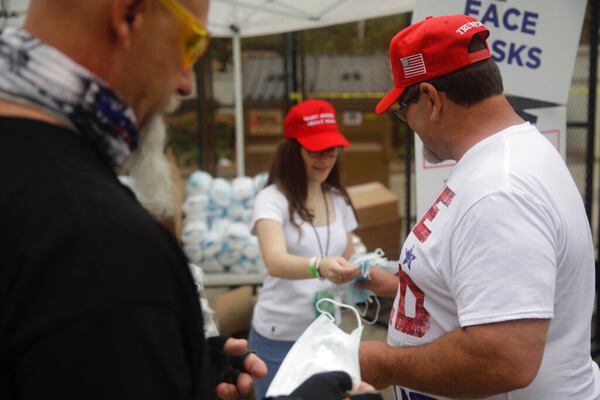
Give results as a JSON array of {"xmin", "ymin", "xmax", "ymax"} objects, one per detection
[{"xmin": 158, "ymin": 0, "xmax": 211, "ymax": 70}]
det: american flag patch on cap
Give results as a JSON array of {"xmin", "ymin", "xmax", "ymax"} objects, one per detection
[{"xmin": 401, "ymin": 53, "xmax": 426, "ymax": 78}]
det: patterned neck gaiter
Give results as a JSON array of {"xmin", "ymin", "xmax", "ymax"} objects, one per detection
[{"xmin": 0, "ymin": 27, "xmax": 139, "ymax": 167}]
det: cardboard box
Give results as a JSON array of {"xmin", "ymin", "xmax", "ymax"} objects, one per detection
[
  {"xmin": 354, "ymin": 218, "xmax": 402, "ymax": 261},
  {"xmin": 212, "ymin": 286, "xmax": 256, "ymax": 336},
  {"xmin": 347, "ymin": 182, "xmax": 399, "ymax": 226},
  {"xmin": 347, "ymin": 182, "xmax": 401, "ymax": 260}
]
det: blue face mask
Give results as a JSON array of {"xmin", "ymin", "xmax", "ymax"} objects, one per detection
[
  {"xmin": 336, "ymin": 250, "xmax": 398, "ymax": 323},
  {"xmin": 344, "ymin": 277, "xmax": 375, "ymax": 305},
  {"xmin": 349, "ymin": 250, "xmax": 399, "ymax": 278}
]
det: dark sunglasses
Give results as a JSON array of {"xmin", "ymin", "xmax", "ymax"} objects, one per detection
[
  {"xmin": 306, "ymin": 146, "xmax": 344, "ymax": 159},
  {"xmin": 393, "ymin": 88, "xmax": 421, "ymax": 123}
]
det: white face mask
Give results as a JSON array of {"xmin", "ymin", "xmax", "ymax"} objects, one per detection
[{"xmin": 265, "ymin": 299, "xmax": 364, "ymax": 398}]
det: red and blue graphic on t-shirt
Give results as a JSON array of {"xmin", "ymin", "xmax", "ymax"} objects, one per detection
[
  {"xmin": 391, "ymin": 187, "xmax": 456, "ymax": 338},
  {"xmin": 403, "ymin": 246, "xmax": 416, "ymax": 270},
  {"xmin": 412, "ymin": 186, "xmax": 456, "ymax": 243},
  {"xmin": 389, "ymin": 246, "xmax": 430, "ymax": 338}
]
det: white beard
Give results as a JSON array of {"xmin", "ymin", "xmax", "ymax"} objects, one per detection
[{"xmin": 126, "ymin": 115, "xmax": 177, "ymax": 222}]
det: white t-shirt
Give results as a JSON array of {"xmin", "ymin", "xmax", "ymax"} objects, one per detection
[
  {"xmin": 388, "ymin": 123, "xmax": 600, "ymax": 400},
  {"xmin": 251, "ymin": 184, "xmax": 358, "ymax": 341}
]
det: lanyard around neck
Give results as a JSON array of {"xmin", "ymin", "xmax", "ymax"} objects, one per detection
[{"xmin": 309, "ymin": 187, "xmax": 330, "ymax": 257}]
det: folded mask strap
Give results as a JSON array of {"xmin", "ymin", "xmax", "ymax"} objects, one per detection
[
  {"xmin": 315, "ymin": 298, "xmax": 363, "ymax": 328},
  {"xmin": 358, "ymin": 296, "xmax": 381, "ymax": 326}
]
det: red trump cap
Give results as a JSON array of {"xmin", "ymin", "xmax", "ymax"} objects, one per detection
[
  {"xmin": 284, "ymin": 99, "xmax": 350, "ymax": 151},
  {"xmin": 376, "ymin": 14, "xmax": 491, "ymax": 114}
]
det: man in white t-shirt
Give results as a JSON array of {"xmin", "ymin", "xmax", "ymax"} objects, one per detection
[{"xmin": 358, "ymin": 14, "xmax": 600, "ymax": 399}]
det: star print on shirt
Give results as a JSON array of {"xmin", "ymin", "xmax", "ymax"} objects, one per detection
[{"xmin": 402, "ymin": 246, "xmax": 416, "ymax": 270}]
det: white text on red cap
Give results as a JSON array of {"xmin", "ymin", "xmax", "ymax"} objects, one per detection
[
  {"xmin": 303, "ymin": 113, "xmax": 336, "ymax": 127},
  {"xmin": 456, "ymin": 20, "xmax": 484, "ymax": 35}
]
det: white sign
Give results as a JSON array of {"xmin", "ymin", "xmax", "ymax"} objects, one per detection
[
  {"xmin": 411, "ymin": 0, "xmax": 583, "ymax": 217},
  {"xmin": 415, "ymin": 106, "xmax": 567, "ymax": 217},
  {"xmin": 413, "ymin": 0, "xmax": 587, "ymax": 105},
  {"xmin": 342, "ymin": 111, "xmax": 364, "ymax": 126}
]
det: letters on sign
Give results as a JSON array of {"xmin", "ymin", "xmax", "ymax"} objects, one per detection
[{"xmin": 464, "ymin": 0, "xmax": 542, "ymax": 70}]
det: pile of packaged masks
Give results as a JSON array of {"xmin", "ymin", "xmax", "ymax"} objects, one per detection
[
  {"xmin": 334, "ymin": 249, "xmax": 398, "ymax": 324},
  {"xmin": 181, "ymin": 170, "xmax": 269, "ymax": 274},
  {"xmin": 350, "ymin": 249, "xmax": 398, "ymax": 281}
]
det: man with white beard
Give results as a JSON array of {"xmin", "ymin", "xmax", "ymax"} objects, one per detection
[
  {"xmin": 0, "ymin": 1, "xmax": 269, "ymax": 399},
  {"xmin": 0, "ymin": 0, "xmax": 370, "ymax": 397},
  {"xmin": 123, "ymin": 107, "xmax": 221, "ymax": 339},
  {"xmin": 126, "ymin": 113, "xmax": 179, "ymax": 232}
]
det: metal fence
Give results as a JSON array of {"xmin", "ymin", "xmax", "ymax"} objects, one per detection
[{"xmin": 580, "ymin": 0, "xmax": 600, "ymax": 356}]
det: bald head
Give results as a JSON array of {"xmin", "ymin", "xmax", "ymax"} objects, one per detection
[
  {"xmin": 24, "ymin": 0, "xmax": 111, "ymax": 36},
  {"xmin": 24, "ymin": 0, "xmax": 120, "ymax": 79}
]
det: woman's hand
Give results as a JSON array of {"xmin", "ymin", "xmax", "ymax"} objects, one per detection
[{"xmin": 319, "ymin": 256, "xmax": 361, "ymax": 284}]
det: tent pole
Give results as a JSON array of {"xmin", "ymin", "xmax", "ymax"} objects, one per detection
[{"xmin": 233, "ymin": 32, "xmax": 245, "ymax": 177}]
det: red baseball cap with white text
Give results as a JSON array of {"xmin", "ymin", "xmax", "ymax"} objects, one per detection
[
  {"xmin": 376, "ymin": 14, "xmax": 491, "ymax": 114},
  {"xmin": 284, "ymin": 99, "xmax": 351, "ymax": 151}
]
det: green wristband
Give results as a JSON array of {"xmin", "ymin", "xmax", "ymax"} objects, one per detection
[{"xmin": 308, "ymin": 256, "xmax": 318, "ymax": 278}]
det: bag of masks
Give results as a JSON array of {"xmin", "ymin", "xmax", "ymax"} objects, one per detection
[{"xmin": 266, "ymin": 299, "xmax": 363, "ymax": 397}]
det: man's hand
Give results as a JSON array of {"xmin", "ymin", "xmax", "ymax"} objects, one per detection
[
  {"xmin": 215, "ymin": 337, "xmax": 268, "ymax": 400},
  {"xmin": 355, "ymin": 267, "xmax": 398, "ymax": 298},
  {"xmin": 358, "ymin": 341, "xmax": 393, "ymax": 389},
  {"xmin": 359, "ymin": 319, "xmax": 549, "ymax": 398}
]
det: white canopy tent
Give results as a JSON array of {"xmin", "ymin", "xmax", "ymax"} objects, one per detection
[
  {"xmin": 2, "ymin": 0, "xmax": 415, "ymax": 176},
  {"xmin": 1, "ymin": 0, "xmax": 28, "ymax": 28},
  {"xmin": 208, "ymin": 0, "xmax": 413, "ymax": 37},
  {"xmin": 208, "ymin": 0, "xmax": 413, "ymax": 176}
]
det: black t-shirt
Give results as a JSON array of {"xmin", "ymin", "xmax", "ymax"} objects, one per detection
[{"xmin": 0, "ymin": 118, "xmax": 215, "ymax": 399}]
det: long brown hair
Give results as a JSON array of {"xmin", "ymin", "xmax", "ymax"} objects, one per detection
[{"xmin": 266, "ymin": 139, "xmax": 357, "ymax": 230}]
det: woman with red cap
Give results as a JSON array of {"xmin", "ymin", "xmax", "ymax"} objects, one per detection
[{"xmin": 249, "ymin": 99, "xmax": 361, "ymax": 398}]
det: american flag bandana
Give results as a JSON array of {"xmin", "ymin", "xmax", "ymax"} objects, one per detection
[
  {"xmin": 401, "ymin": 53, "xmax": 426, "ymax": 78},
  {"xmin": 0, "ymin": 28, "xmax": 139, "ymax": 167}
]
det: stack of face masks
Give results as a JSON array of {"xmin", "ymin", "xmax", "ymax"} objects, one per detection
[
  {"xmin": 183, "ymin": 194, "xmax": 210, "ymax": 221},
  {"xmin": 230, "ymin": 177, "xmax": 255, "ymax": 224},
  {"xmin": 181, "ymin": 220, "xmax": 209, "ymax": 266},
  {"xmin": 186, "ymin": 170, "xmax": 213, "ymax": 197},
  {"xmin": 253, "ymin": 171, "xmax": 269, "ymax": 193},
  {"xmin": 335, "ymin": 250, "xmax": 398, "ymax": 323},
  {"xmin": 207, "ymin": 178, "xmax": 233, "ymax": 223},
  {"xmin": 351, "ymin": 249, "xmax": 398, "ymax": 280},
  {"xmin": 181, "ymin": 170, "xmax": 269, "ymax": 275}
]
